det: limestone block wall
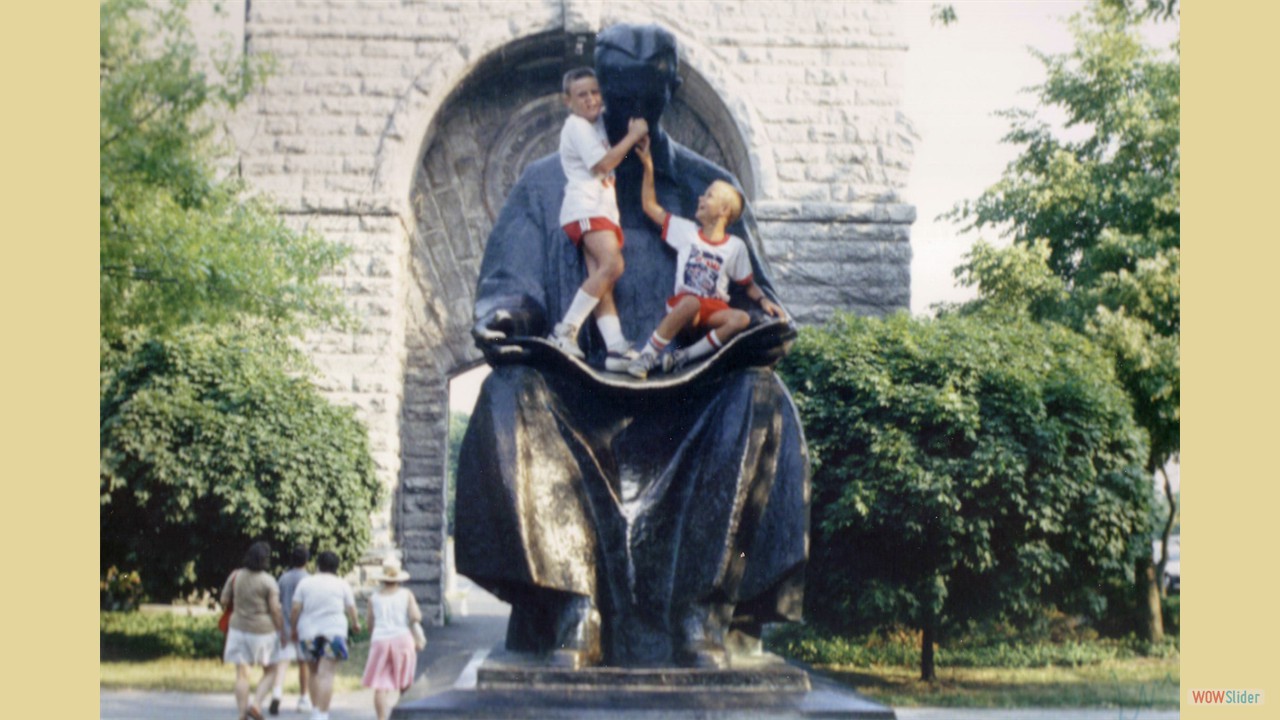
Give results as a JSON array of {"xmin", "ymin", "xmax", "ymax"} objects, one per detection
[{"xmin": 218, "ymin": 0, "xmax": 917, "ymax": 624}]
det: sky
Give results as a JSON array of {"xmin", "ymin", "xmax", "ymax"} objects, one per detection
[{"xmin": 902, "ymin": 0, "xmax": 1178, "ymax": 314}]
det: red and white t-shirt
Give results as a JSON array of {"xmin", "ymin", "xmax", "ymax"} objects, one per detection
[
  {"xmin": 663, "ymin": 215, "xmax": 753, "ymax": 302},
  {"xmin": 558, "ymin": 114, "xmax": 619, "ymax": 227}
]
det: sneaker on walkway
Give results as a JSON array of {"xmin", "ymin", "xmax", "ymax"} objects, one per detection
[
  {"xmin": 549, "ymin": 322, "xmax": 585, "ymax": 359},
  {"xmin": 269, "ymin": 697, "xmax": 280, "ymax": 716},
  {"xmin": 604, "ymin": 347, "xmax": 639, "ymax": 372},
  {"xmin": 297, "ymin": 696, "xmax": 312, "ymax": 712}
]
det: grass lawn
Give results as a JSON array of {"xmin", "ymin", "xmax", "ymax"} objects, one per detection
[
  {"xmin": 814, "ymin": 657, "xmax": 1179, "ymax": 709},
  {"xmin": 100, "ymin": 640, "xmax": 372, "ymax": 694}
]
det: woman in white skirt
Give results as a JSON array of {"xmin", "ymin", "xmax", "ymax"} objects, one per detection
[
  {"xmin": 221, "ymin": 541, "xmax": 284, "ymax": 720},
  {"xmin": 361, "ymin": 557, "xmax": 424, "ymax": 720}
]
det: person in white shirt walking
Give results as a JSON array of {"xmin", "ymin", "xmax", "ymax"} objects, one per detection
[{"xmin": 291, "ymin": 551, "xmax": 361, "ymax": 720}]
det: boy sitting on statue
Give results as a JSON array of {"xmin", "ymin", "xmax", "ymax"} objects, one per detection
[{"xmin": 627, "ymin": 137, "xmax": 783, "ymax": 379}]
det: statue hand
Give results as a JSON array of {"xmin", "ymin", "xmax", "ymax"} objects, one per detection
[{"xmin": 472, "ymin": 294, "xmax": 546, "ymax": 363}]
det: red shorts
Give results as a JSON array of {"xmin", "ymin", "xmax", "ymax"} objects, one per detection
[
  {"xmin": 563, "ymin": 218, "xmax": 624, "ymax": 248},
  {"xmin": 666, "ymin": 293, "xmax": 731, "ymax": 328}
]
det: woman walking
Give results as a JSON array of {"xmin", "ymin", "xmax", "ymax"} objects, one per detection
[
  {"xmin": 361, "ymin": 557, "xmax": 424, "ymax": 720},
  {"xmin": 221, "ymin": 541, "xmax": 284, "ymax": 720},
  {"xmin": 292, "ymin": 550, "xmax": 360, "ymax": 720}
]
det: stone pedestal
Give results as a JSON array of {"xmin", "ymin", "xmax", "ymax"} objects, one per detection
[{"xmin": 392, "ymin": 647, "xmax": 895, "ymax": 719}]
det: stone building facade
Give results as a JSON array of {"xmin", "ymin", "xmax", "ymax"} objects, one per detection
[{"xmin": 210, "ymin": 0, "xmax": 916, "ymax": 623}]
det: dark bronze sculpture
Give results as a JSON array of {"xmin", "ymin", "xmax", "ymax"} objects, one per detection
[{"xmin": 455, "ymin": 24, "xmax": 809, "ymax": 669}]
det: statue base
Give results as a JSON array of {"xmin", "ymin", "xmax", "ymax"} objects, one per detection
[{"xmin": 392, "ymin": 646, "xmax": 895, "ymax": 719}]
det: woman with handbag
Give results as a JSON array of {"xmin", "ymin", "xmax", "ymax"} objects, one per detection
[
  {"xmin": 361, "ymin": 557, "xmax": 425, "ymax": 720},
  {"xmin": 220, "ymin": 541, "xmax": 284, "ymax": 720}
]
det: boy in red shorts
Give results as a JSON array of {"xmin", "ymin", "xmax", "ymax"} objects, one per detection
[
  {"xmin": 552, "ymin": 67, "xmax": 650, "ymax": 370},
  {"xmin": 627, "ymin": 137, "xmax": 782, "ymax": 379}
]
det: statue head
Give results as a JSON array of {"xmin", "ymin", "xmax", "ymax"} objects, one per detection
[{"xmin": 594, "ymin": 24, "xmax": 682, "ymax": 145}]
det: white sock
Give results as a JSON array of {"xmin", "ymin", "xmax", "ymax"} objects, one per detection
[
  {"xmin": 561, "ymin": 289, "xmax": 600, "ymax": 331},
  {"xmin": 596, "ymin": 314, "xmax": 629, "ymax": 352},
  {"xmin": 683, "ymin": 330, "xmax": 724, "ymax": 361},
  {"xmin": 643, "ymin": 332, "xmax": 672, "ymax": 356}
]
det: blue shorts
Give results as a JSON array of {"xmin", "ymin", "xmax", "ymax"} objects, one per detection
[{"xmin": 299, "ymin": 635, "xmax": 349, "ymax": 662}]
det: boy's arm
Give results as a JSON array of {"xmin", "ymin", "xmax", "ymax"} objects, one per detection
[
  {"xmin": 744, "ymin": 281, "xmax": 784, "ymax": 318},
  {"xmin": 634, "ymin": 136, "xmax": 668, "ymax": 227},
  {"xmin": 591, "ymin": 117, "xmax": 649, "ymax": 176}
]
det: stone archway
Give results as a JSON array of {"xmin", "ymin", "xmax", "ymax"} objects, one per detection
[{"xmin": 395, "ymin": 29, "xmax": 757, "ymax": 622}]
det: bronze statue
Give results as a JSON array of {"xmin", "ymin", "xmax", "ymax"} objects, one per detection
[{"xmin": 455, "ymin": 23, "xmax": 809, "ymax": 669}]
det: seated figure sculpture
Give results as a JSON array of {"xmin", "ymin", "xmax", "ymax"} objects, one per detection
[{"xmin": 455, "ymin": 23, "xmax": 809, "ymax": 669}]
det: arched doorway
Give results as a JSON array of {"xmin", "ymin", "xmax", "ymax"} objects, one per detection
[{"xmin": 396, "ymin": 29, "xmax": 756, "ymax": 621}]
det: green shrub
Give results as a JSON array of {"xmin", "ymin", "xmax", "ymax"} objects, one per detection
[
  {"xmin": 767, "ymin": 622, "xmax": 1179, "ymax": 670},
  {"xmin": 100, "ymin": 326, "xmax": 383, "ymax": 601},
  {"xmin": 776, "ymin": 312, "xmax": 1152, "ymax": 671},
  {"xmin": 100, "ymin": 611, "xmax": 225, "ymax": 660},
  {"xmin": 101, "ymin": 566, "xmax": 145, "ymax": 611}
]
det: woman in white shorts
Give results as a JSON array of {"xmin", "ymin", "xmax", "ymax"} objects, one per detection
[{"xmin": 221, "ymin": 541, "xmax": 284, "ymax": 720}]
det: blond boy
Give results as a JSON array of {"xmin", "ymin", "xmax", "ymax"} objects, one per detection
[{"xmin": 628, "ymin": 137, "xmax": 782, "ymax": 379}]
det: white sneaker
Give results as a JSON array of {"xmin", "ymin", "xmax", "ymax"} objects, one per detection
[
  {"xmin": 297, "ymin": 696, "xmax": 312, "ymax": 712},
  {"xmin": 669, "ymin": 348, "xmax": 692, "ymax": 373},
  {"xmin": 549, "ymin": 322, "xmax": 585, "ymax": 359},
  {"xmin": 627, "ymin": 351, "xmax": 675, "ymax": 379},
  {"xmin": 604, "ymin": 347, "xmax": 639, "ymax": 372}
]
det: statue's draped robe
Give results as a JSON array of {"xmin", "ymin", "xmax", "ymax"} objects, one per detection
[{"xmin": 455, "ymin": 133, "xmax": 808, "ymax": 666}]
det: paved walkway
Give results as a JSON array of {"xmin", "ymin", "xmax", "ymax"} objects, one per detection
[{"xmin": 101, "ymin": 579, "xmax": 1179, "ymax": 719}]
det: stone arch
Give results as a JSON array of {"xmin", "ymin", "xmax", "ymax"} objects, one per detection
[{"xmin": 393, "ymin": 27, "xmax": 764, "ymax": 620}]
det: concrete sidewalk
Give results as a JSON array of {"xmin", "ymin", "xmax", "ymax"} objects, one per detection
[{"xmin": 101, "ymin": 579, "xmax": 1179, "ymax": 719}]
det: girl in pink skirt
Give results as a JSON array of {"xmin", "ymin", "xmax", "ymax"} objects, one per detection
[{"xmin": 361, "ymin": 558, "xmax": 424, "ymax": 720}]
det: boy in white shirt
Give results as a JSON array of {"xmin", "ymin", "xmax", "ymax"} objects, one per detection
[
  {"xmin": 552, "ymin": 67, "xmax": 650, "ymax": 370},
  {"xmin": 628, "ymin": 137, "xmax": 782, "ymax": 379}
]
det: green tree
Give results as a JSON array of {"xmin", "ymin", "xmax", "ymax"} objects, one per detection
[
  {"xmin": 947, "ymin": 1, "xmax": 1178, "ymax": 636},
  {"xmin": 779, "ymin": 312, "xmax": 1151, "ymax": 681},
  {"xmin": 99, "ymin": 0, "xmax": 377, "ymax": 601},
  {"xmin": 446, "ymin": 410, "xmax": 471, "ymax": 536},
  {"xmin": 100, "ymin": 326, "xmax": 383, "ymax": 601},
  {"xmin": 100, "ymin": 0, "xmax": 348, "ymax": 344}
]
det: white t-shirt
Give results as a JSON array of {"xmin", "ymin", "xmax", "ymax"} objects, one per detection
[
  {"xmin": 292, "ymin": 573, "xmax": 356, "ymax": 640},
  {"xmin": 663, "ymin": 215, "xmax": 754, "ymax": 302},
  {"xmin": 369, "ymin": 588, "xmax": 412, "ymax": 642},
  {"xmin": 558, "ymin": 113, "xmax": 619, "ymax": 226}
]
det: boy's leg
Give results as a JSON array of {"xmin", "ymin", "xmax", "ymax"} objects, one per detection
[
  {"xmin": 556, "ymin": 228, "xmax": 628, "ymax": 361},
  {"xmin": 628, "ymin": 296, "xmax": 700, "ymax": 378},
  {"xmin": 580, "ymin": 230, "xmax": 624, "ymax": 302},
  {"xmin": 679, "ymin": 309, "xmax": 751, "ymax": 363}
]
